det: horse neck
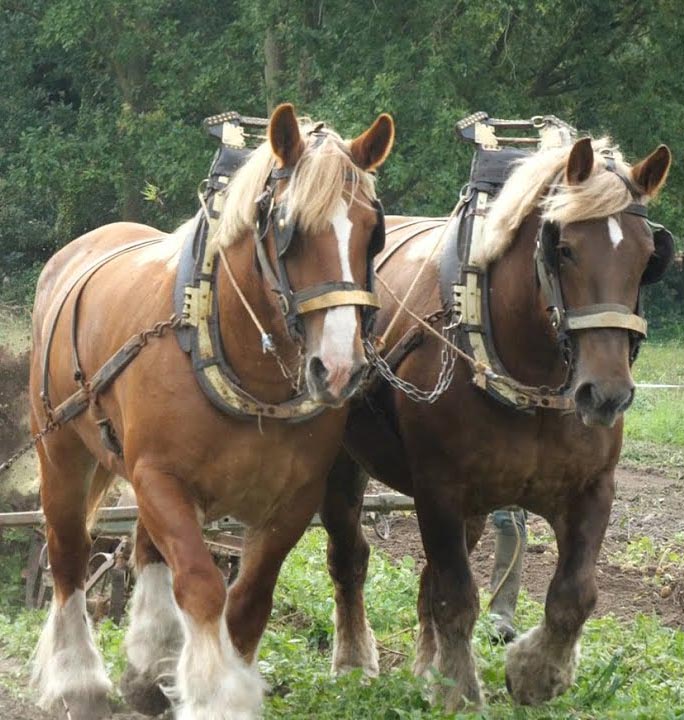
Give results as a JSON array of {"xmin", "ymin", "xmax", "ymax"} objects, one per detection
[
  {"xmin": 216, "ymin": 236, "xmax": 300, "ymax": 396},
  {"xmin": 487, "ymin": 212, "xmax": 568, "ymax": 386}
]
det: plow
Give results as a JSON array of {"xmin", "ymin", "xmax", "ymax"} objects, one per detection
[{"xmin": 0, "ymin": 492, "xmax": 414, "ymax": 623}]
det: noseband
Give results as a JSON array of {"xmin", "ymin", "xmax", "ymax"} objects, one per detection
[
  {"xmin": 253, "ymin": 137, "xmax": 385, "ymax": 345},
  {"xmin": 535, "ymin": 163, "xmax": 674, "ymax": 365}
]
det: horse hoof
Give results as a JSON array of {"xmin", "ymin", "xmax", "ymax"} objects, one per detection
[
  {"xmin": 120, "ymin": 665, "xmax": 171, "ymax": 716},
  {"xmin": 56, "ymin": 693, "xmax": 110, "ymax": 720},
  {"xmin": 505, "ymin": 625, "xmax": 579, "ymax": 705}
]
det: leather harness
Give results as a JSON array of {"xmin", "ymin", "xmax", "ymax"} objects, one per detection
[
  {"xmin": 378, "ymin": 142, "xmax": 673, "ymax": 413},
  {"xmin": 38, "ymin": 123, "xmax": 388, "ymax": 453}
]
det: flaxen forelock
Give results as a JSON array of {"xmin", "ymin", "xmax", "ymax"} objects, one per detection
[
  {"xmin": 474, "ymin": 139, "xmax": 640, "ymax": 266},
  {"xmin": 214, "ymin": 125, "xmax": 377, "ymax": 250}
]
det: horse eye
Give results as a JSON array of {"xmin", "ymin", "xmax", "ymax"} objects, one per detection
[{"xmin": 559, "ymin": 245, "xmax": 573, "ymax": 260}]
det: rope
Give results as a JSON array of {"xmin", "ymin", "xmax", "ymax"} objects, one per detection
[
  {"xmin": 217, "ymin": 245, "xmax": 272, "ymax": 349},
  {"xmin": 488, "ymin": 509, "xmax": 522, "ymax": 611},
  {"xmin": 198, "ymin": 187, "xmax": 275, "ymax": 353},
  {"xmin": 199, "ymin": 185, "xmax": 300, "ymax": 388},
  {"xmin": 374, "ymin": 274, "xmax": 487, "ymax": 374},
  {"xmin": 379, "ymin": 199, "xmax": 465, "ymax": 348}
]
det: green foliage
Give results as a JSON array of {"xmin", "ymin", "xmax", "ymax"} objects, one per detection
[
  {"xmin": 0, "ymin": 608, "xmax": 45, "ymax": 666},
  {"xmin": 0, "ymin": 529, "xmax": 34, "ymax": 616},
  {"xmin": 1, "ymin": 1, "xmax": 683, "ymax": 321},
  {"xmin": 0, "ymin": 531, "xmax": 682, "ymax": 717},
  {"xmin": 625, "ymin": 339, "xmax": 684, "ymax": 455}
]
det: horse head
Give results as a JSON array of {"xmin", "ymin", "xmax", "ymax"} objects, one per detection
[
  {"xmin": 541, "ymin": 139, "xmax": 673, "ymax": 426},
  {"xmin": 263, "ymin": 104, "xmax": 394, "ymax": 406}
]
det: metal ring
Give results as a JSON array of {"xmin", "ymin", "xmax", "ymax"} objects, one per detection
[
  {"xmin": 39, "ymin": 542, "xmax": 51, "ymax": 572},
  {"xmin": 279, "ymin": 294, "xmax": 290, "ymax": 316},
  {"xmin": 531, "ymin": 115, "xmax": 545, "ymax": 129}
]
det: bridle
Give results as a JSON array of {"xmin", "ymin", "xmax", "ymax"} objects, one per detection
[
  {"xmin": 535, "ymin": 162, "xmax": 675, "ymax": 368},
  {"xmin": 252, "ymin": 131, "xmax": 385, "ymax": 346}
]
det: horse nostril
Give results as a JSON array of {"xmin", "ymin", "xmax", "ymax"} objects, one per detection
[
  {"xmin": 575, "ymin": 382, "xmax": 598, "ymax": 410},
  {"xmin": 348, "ymin": 361, "xmax": 368, "ymax": 390},
  {"xmin": 308, "ymin": 356, "xmax": 329, "ymax": 388}
]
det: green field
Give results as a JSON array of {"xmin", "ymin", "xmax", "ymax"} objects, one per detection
[
  {"xmin": 623, "ymin": 338, "xmax": 684, "ymax": 475},
  {"xmin": 0, "ymin": 530, "xmax": 682, "ymax": 719}
]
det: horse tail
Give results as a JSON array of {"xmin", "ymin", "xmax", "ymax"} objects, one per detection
[{"xmin": 85, "ymin": 464, "xmax": 116, "ymax": 533}]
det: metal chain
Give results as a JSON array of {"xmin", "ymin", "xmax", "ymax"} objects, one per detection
[
  {"xmin": 363, "ymin": 319, "xmax": 459, "ymax": 403},
  {"xmin": 0, "ymin": 422, "xmax": 56, "ymax": 475},
  {"xmin": 137, "ymin": 315, "xmax": 182, "ymax": 346},
  {"xmin": 267, "ymin": 342, "xmax": 304, "ymax": 394}
]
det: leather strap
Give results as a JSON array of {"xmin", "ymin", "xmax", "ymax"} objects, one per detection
[
  {"xmin": 41, "ymin": 237, "xmax": 164, "ymax": 414},
  {"xmin": 296, "ymin": 289, "xmax": 380, "ymax": 314},
  {"xmin": 375, "ymin": 221, "xmax": 446, "ymax": 273},
  {"xmin": 566, "ymin": 305, "xmax": 647, "ymax": 335}
]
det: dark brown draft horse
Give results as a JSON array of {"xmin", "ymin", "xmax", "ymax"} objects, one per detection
[
  {"xmin": 29, "ymin": 104, "xmax": 394, "ymax": 720},
  {"xmin": 321, "ymin": 138, "xmax": 672, "ymax": 710}
]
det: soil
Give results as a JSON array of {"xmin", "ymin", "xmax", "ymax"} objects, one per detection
[
  {"xmin": 0, "ymin": 346, "xmax": 30, "ymax": 460},
  {"xmin": 366, "ymin": 467, "xmax": 684, "ymax": 629}
]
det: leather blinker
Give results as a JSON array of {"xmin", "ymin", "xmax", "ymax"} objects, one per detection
[
  {"xmin": 274, "ymin": 204, "xmax": 296, "ymax": 257},
  {"xmin": 642, "ymin": 223, "xmax": 674, "ymax": 285}
]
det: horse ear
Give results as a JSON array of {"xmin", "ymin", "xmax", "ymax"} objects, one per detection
[
  {"xmin": 349, "ymin": 114, "xmax": 395, "ymax": 171},
  {"xmin": 269, "ymin": 103, "xmax": 304, "ymax": 168},
  {"xmin": 631, "ymin": 145, "xmax": 671, "ymax": 197},
  {"xmin": 565, "ymin": 138, "xmax": 594, "ymax": 185}
]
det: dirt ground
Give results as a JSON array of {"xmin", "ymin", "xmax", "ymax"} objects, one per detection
[{"xmin": 368, "ymin": 467, "xmax": 684, "ymax": 629}]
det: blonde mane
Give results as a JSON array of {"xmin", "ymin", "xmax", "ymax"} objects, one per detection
[
  {"xmin": 474, "ymin": 138, "xmax": 639, "ymax": 266},
  {"xmin": 213, "ymin": 124, "xmax": 377, "ymax": 249}
]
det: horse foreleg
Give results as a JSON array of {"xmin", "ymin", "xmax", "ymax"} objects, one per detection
[
  {"xmin": 415, "ymin": 489, "xmax": 482, "ymax": 711},
  {"xmin": 413, "ymin": 564, "xmax": 436, "ymax": 677},
  {"xmin": 31, "ymin": 440, "xmax": 112, "ymax": 720},
  {"xmin": 320, "ymin": 451, "xmax": 378, "ymax": 677},
  {"xmin": 133, "ymin": 465, "xmax": 263, "ymax": 720},
  {"xmin": 505, "ymin": 473, "xmax": 614, "ymax": 705},
  {"xmin": 413, "ymin": 514, "xmax": 484, "ymax": 679},
  {"xmin": 120, "ymin": 518, "xmax": 183, "ymax": 716},
  {"xmin": 226, "ymin": 482, "xmax": 324, "ymax": 663}
]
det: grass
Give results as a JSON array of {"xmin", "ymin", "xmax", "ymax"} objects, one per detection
[
  {"xmin": 621, "ymin": 337, "xmax": 684, "ymax": 476},
  {"xmin": 0, "ymin": 530, "xmax": 682, "ymax": 719}
]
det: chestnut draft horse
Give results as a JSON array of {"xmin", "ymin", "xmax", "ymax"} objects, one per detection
[
  {"xmin": 320, "ymin": 138, "xmax": 673, "ymax": 710},
  {"xmin": 29, "ymin": 104, "xmax": 394, "ymax": 720}
]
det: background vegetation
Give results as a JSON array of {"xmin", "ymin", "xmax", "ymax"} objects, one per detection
[
  {"xmin": 0, "ymin": 529, "xmax": 682, "ymax": 718},
  {"xmin": 0, "ymin": 0, "xmax": 682, "ymax": 324}
]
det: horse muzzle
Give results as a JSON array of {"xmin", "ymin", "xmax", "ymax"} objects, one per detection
[
  {"xmin": 306, "ymin": 356, "xmax": 368, "ymax": 407},
  {"xmin": 574, "ymin": 380, "xmax": 635, "ymax": 427}
]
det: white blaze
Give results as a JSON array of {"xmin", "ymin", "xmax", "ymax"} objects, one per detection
[
  {"xmin": 319, "ymin": 200, "xmax": 358, "ymax": 374},
  {"xmin": 608, "ymin": 216, "xmax": 623, "ymax": 248}
]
